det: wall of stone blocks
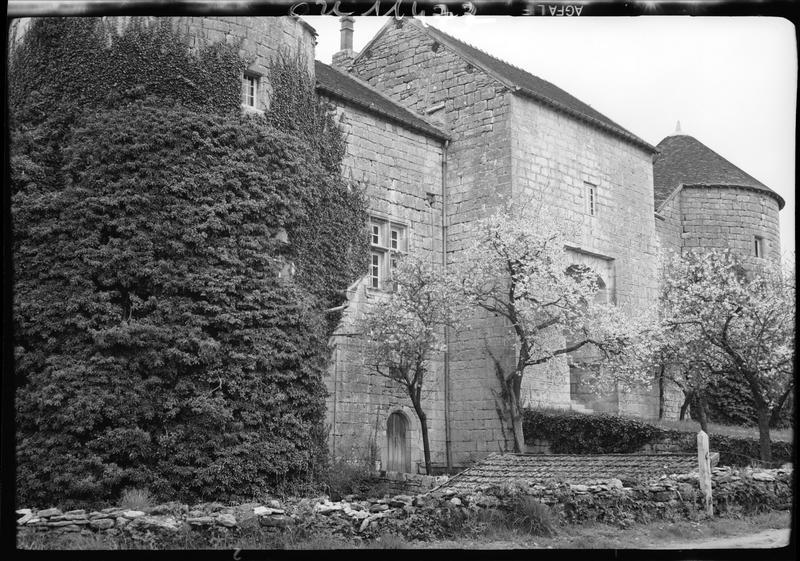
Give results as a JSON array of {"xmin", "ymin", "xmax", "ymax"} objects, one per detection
[
  {"xmin": 351, "ymin": 18, "xmax": 519, "ymax": 465},
  {"xmin": 321, "ymin": 94, "xmax": 447, "ymax": 470},
  {"xmin": 508, "ymin": 94, "xmax": 662, "ymax": 417},
  {"xmin": 678, "ymin": 187, "xmax": 782, "ymax": 265},
  {"xmin": 655, "ymin": 195, "xmax": 683, "ymax": 256}
]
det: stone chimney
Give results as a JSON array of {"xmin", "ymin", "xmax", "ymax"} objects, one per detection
[{"xmin": 332, "ymin": 16, "xmax": 356, "ymax": 70}]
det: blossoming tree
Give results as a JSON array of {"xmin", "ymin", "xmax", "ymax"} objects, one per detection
[
  {"xmin": 355, "ymin": 255, "xmax": 466, "ymax": 474},
  {"xmin": 653, "ymin": 250, "xmax": 794, "ymax": 461},
  {"xmin": 459, "ymin": 210, "xmax": 649, "ymax": 453}
]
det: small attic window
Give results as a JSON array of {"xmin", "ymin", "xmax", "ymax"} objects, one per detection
[{"xmin": 431, "ymin": 41, "xmax": 440, "ymax": 52}]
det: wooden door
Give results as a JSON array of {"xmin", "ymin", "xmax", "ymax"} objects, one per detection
[{"xmin": 386, "ymin": 412, "xmax": 410, "ymax": 472}]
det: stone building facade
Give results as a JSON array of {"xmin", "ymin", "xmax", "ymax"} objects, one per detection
[
  {"xmin": 10, "ymin": 15, "xmax": 784, "ymax": 472},
  {"xmin": 322, "ymin": 18, "xmax": 783, "ymax": 469}
]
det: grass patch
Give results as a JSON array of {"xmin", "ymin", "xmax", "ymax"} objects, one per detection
[
  {"xmin": 118, "ymin": 488, "xmax": 155, "ymax": 511},
  {"xmin": 650, "ymin": 417, "xmax": 793, "ymax": 443}
]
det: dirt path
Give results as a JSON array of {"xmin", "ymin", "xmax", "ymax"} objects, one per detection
[
  {"xmin": 420, "ymin": 528, "xmax": 792, "ymax": 550},
  {"xmin": 657, "ymin": 528, "xmax": 791, "ymax": 549}
]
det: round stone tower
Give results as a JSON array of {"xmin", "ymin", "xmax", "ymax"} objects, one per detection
[
  {"xmin": 9, "ymin": 16, "xmax": 318, "ymax": 114},
  {"xmin": 653, "ymin": 130, "xmax": 784, "ymax": 265}
]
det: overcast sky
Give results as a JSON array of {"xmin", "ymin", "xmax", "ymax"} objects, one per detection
[{"xmin": 305, "ymin": 16, "xmax": 796, "ymax": 260}]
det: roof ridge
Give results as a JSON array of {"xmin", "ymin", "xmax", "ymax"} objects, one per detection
[{"xmin": 421, "ymin": 20, "xmax": 573, "ymax": 97}]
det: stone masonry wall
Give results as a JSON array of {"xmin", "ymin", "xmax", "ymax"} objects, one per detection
[
  {"xmin": 351, "ymin": 19, "xmax": 517, "ymax": 464},
  {"xmin": 508, "ymin": 94, "xmax": 662, "ymax": 418},
  {"xmin": 654, "ymin": 194, "xmax": 683, "ymax": 255},
  {"xmin": 321, "ymin": 93, "xmax": 447, "ymax": 470},
  {"xmin": 678, "ymin": 186, "xmax": 782, "ymax": 265}
]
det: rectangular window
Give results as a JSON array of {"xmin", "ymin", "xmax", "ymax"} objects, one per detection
[
  {"xmin": 586, "ymin": 183, "xmax": 596, "ymax": 216},
  {"xmin": 242, "ymin": 74, "xmax": 258, "ymax": 108},
  {"xmin": 754, "ymin": 236, "xmax": 765, "ymax": 258},
  {"xmin": 370, "ymin": 253, "xmax": 382, "ymax": 289},
  {"xmin": 369, "ymin": 217, "xmax": 407, "ymax": 290}
]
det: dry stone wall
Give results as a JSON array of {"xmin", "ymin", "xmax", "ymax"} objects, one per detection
[
  {"xmin": 17, "ymin": 465, "xmax": 791, "ymax": 543},
  {"xmin": 321, "ymin": 92, "xmax": 447, "ymax": 469}
]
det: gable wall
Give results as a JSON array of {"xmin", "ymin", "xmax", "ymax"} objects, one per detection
[
  {"xmin": 509, "ymin": 94, "xmax": 662, "ymax": 418},
  {"xmin": 352, "ymin": 20, "xmax": 519, "ymax": 463},
  {"xmin": 321, "ymin": 93, "xmax": 447, "ymax": 471}
]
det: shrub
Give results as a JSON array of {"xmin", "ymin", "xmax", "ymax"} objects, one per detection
[
  {"xmin": 523, "ymin": 409, "xmax": 661, "ymax": 454},
  {"xmin": 522, "ymin": 409, "xmax": 793, "ymax": 467},
  {"xmin": 119, "ymin": 488, "xmax": 155, "ymax": 511},
  {"xmin": 507, "ymin": 496, "xmax": 558, "ymax": 536}
]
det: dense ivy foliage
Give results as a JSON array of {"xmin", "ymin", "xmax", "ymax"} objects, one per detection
[
  {"xmin": 8, "ymin": 17, "xmax": 245, "ymax": 117},
  {"xmin": 11, "ymin": 17, "xmax": 369, "ymax": 505},
  {"xmin": 265, "ymin": 57, "xmax": 369, "ymax": 333},
  {"xmin": 522, "ymin": 409, "xmax": 792, "ymax": 467}
]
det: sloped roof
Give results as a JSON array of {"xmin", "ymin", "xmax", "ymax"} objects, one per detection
[
  {"xmin": 653, "ymin": 134, "xmax": 785, "ymax": 210},
  {"xmin": 438, "ymin": 453, "xmax": 700, "ymax": 492},
  {"xmin": 315, "ymin": 60, "xmax": 449, "ymax": 141},
  {"xmin": 414, "ymin": 22, "xmax": 656, "ymax": 153}
]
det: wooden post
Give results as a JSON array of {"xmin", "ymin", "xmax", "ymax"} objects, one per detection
[{"xmin": 697, "ymin": 430, "xmax": 713, "ymax": 517}]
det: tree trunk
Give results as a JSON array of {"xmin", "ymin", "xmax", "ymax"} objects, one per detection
[
  {"xmin": 508, "ymin": 377, "xmax": 525, "ymax": 453},
  {"xmin": 694, "ymin": 392, "xmax": 709, "ymax": 433},
  {"xmin": 511, "ymin": 409, "xmax": 525, "ymax": 453},
  {"xmin": 680, "ymin": 389, "xmax": 694, "ymax": 421},
  {"xmin": 410, "ymin": 395, "xmax": 432, "ymax": 475},
  {"xmin": 756, "ymin": 405, "xmax": 773, "ymax": 463},
  {"xmin": 769, "ymin": 384, "xmax": 793, "ymax": 428},
  {"xmin": 658, "ymin": 368, "xmax": 665, "ymax": 420}
]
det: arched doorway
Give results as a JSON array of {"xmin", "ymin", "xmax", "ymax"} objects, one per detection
[{"xmin": 386, "ymin": 411, "xmax": 411, "ymax": 472}]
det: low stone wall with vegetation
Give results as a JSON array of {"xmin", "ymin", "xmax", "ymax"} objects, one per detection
[
  {"xmin": 523, "ymin": 409, "xmax": 793, "ymax": 466},
  {"xmin": 17, "ymin": 465, "xmax": 792, "ymax": 545},
  {"xmin": 373, "ymin": 472, "xmax": 449, "ymax": 496}
]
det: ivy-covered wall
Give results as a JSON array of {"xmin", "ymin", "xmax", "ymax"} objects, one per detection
[{"xmin": 10, "ymin": 17, "xmax": 368, "ymax": 506}]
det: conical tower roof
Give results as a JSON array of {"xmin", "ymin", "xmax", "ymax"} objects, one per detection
[{"xmin": 653, "ymin": 133, "xmax": 784, "ymax": 210}]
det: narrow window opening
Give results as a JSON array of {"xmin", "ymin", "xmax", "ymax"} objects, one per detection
[
  {"xmin": 585, "ymin": 182, "xmax": 597, "ymax": 216},
  {"xmin": 754, "ymin": 236, "xmax": 765, "ymax": 258},
  {"xmin": 242, "ymin": 74, "xmax": 258, "ymax": 108}
]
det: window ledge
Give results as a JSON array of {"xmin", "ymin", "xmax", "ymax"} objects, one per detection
[{"xmin": 241, "ymin": 104, "xmax": 264, "ymax": 116}]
